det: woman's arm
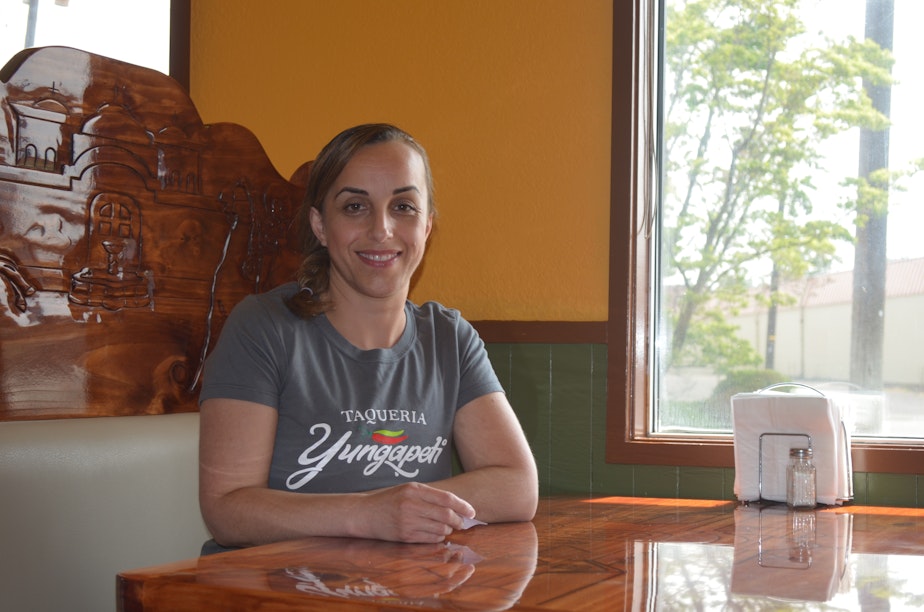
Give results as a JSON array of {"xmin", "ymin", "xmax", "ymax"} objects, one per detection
[
  {"xmin": 431, "ymin": 392, "xmax": 539, "ymax": 523},
  {"xmin": 198, "ymin": 398, "xmax": 477, "ymax": 547}
]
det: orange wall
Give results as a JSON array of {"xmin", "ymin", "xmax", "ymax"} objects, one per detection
[{"xmin": 190, "ymin": 0, "xmax": 611, "ymax": 321}]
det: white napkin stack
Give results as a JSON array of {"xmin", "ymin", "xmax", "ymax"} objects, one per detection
[{"xmin": 732, "ymin": 386, "xmax": 852, "ymax": 505}]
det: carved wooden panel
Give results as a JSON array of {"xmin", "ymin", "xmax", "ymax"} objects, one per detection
[{"xmin": 0, "ymin": 46, "xmax": 302, "ymax": 420}]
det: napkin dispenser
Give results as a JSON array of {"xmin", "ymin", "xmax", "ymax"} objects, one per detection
[{"xmin": 732, "ymin": 384, "xmax": 853, "ymax": 505}]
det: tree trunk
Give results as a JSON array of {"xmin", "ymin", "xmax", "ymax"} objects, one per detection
[
  {"xmin": 765, "ymin": 197, "xmax": 787, "ymax": 371},
  {"xmin": 765, "ymin": 266, "xmax": 779, "ymax": 370},
  {"xmin": 850, "ymin": 0, "xmax": 894, "ymax": 390}
]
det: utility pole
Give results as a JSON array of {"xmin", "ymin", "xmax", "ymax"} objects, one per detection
[
  {"xmin": 24, "ymin": 0, "xmax": 39, "ymax": 47},
  {"xmin": 850, "ymin": 0, "xmax": 894, "ymax": 390}
]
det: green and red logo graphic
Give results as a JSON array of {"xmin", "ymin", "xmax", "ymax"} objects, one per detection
[{"xmin": 371, "ymin": 429, "xmax": 408, "ymax": 445}]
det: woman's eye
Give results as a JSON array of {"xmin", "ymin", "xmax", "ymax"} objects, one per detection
[
  {"xmin": 394, "ymin": 201, "xmax": 420, "ymax": 214},
  {"xmin": 344, "ymin": 201, "xmax": 365, "ymax": 213}
]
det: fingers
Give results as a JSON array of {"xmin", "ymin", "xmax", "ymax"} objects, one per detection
[
  {"xmin": 412, "ymin": 483, "xmax": 476, "ymax": 521},
  {"xmin": 377, "ymin": 483, "xmax": 476, "ymax": 543}
]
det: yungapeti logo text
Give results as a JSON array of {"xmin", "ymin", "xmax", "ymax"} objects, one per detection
[{"xmin": 285, "ymin": 423, "xmax": 447, "ymax": 490}]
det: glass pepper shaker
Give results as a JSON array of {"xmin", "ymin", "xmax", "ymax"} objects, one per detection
[{"xmin": 786, "ymin": 447, "xmax": 816, "ymax": 508}]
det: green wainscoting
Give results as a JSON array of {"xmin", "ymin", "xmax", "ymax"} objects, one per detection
[{"xmin": 485, "ymin": 342, "xmax": 923, "ymax": 508}]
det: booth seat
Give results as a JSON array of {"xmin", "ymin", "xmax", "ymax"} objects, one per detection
[{"xmin": 0, "ymin": 413, "xmax": 209, "ymax": 612}]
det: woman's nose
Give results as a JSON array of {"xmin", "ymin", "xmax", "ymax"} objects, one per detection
[{"xmin": 369, "ymin": 209, "xmax": 393, "ymax": 242}]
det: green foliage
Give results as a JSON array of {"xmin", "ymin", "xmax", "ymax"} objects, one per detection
[
  {"xmin": 661, "ymin": 0, "xmax": 894, "ymax": 371},
  {"xmin": 704, "ymin": 368, "xmax": 788, "ymax": 428},
  {"xmin": 841, "ymin": 160, "xmax": 924, "ymax": 227},
  {"xmin": 710, "ymin": 368, "xmax": 788, "ymax": 401},
  {"xmin": 670, "ymin": 304, "xmax": 763, "ymax": 373}
]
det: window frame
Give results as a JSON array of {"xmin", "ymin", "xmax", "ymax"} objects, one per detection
[
  {"xmin": 605, "ymin": 0, "xmax": 924, "ymax": 475},
  {"xmin": 170, "ymin": 0, "xmax": 191, "ymax": 92}
]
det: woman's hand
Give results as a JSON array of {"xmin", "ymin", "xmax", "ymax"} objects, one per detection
[{"xmin": 358, "ymin": 482, "xmax": 476, "ymax": 543}]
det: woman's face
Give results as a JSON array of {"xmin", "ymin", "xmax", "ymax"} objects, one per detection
[{"xmin": 309, "ymin": 141, "xmax": 433, "ymax": 305}]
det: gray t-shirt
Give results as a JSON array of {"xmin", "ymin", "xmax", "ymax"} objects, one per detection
[{"xmin": 199, "ymin": 282, "xmax": 503, "ymax": 493}]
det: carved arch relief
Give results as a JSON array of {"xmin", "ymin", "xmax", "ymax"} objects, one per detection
[{"xmin": 69, "ymin": 192, "xmax": 151, "ymax": 310}]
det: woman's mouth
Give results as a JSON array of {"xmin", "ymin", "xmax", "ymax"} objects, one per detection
[{"xmin": 358, "ymin": 251, "xmax": 399, "ymax": 265}]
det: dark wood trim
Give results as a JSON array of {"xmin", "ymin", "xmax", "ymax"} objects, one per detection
[
  {"xmin": 169, "ymin": 0, "xmax": 191, "ymax": 92},
  {"xmin": 601, "ymin": 438, "xmax": 924, "ymax": 473},
  {"xmin": 471, "ymin": 321, "xmax": 607, "ymax": 345},
  {"xmin": 849, "ymin": 444, "xmax": 924, "ymax": 473},
  {"xmin": 606, "ymin": 0, "xmax": 653, "ymax": 465}
]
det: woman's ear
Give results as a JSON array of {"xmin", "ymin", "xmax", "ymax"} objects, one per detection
[{"xmin": 308, "ymin": 207, "xmax": 327, "ymax": 247}]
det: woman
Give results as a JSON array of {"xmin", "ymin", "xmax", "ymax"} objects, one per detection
[{"xmin": 199, "ymin": 124, "xmax": 538, "ymax": 550}]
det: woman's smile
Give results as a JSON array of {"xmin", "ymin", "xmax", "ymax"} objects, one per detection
[{"xmin": 357, "ymin": 250, "xmax": 401, "ymax": 265}]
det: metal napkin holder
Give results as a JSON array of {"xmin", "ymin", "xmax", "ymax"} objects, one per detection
[
  {"xmin": 758, "ymin": 431, "xmax": 812, "ymax": 502},
  {"xmin": 738, "ymin": 383, "xmax": 853, "ymax": 504}
]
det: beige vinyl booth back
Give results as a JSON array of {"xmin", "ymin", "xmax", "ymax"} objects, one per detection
[{"xmin": 0, "ymin": 414, "xmax": 210, "ymax": 612}]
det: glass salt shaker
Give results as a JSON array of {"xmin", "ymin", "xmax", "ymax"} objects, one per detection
[{"xmin": 786, "ymin": 447, "xmax": 816, "ymax": 508}]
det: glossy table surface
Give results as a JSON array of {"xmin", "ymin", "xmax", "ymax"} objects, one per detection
[{"xmin": 117, "ymin": 496, "xmax": 924, "ymax": 611}]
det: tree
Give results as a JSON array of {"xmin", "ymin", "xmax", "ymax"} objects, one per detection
[{"xmin": 661, "ymin": 0, "xmax": 892, "ymax": 372}]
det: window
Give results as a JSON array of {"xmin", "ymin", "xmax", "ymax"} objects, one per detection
[
  {"xmin": 0, "ymin": 0, "xmax": 188, "ymax": 90},
  {"xmin": 607, "ymin": 0, "xmax": 924, "ymax": 473}
]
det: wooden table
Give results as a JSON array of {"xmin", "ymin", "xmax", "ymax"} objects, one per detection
[{"xmin": 117, "ymin": 496, "xmax": 924, "ymax": 610}]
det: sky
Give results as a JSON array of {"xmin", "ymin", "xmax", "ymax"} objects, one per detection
[{"xmin": 0, "ymin": 0, "xmax": 170, "ymax": 74}]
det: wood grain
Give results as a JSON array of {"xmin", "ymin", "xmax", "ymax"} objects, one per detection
[
  {"xmin": 0, "ymin": 47, "xmax": 302, "ymax": 420},
  {"xmin": 117, "ymin": 496, "xmax": 924, "ymax": 611}
]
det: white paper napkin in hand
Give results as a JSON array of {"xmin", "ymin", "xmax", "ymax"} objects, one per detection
[{"xmin": 460, "ymin": 516, "xmax": 487, "ymax": 530}]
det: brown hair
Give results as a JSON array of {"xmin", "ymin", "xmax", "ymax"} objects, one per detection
[{"xmin": 285, "ymin": 123, "xmax": 436, "ymax": 319}]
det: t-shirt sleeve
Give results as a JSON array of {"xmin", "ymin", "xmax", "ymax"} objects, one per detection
[
  {"xmin": 454, "ymin": 315, "xmax": 505, "ymax": 410},
  {"xmin": 198, "ymin": 295, "xmax": 287, "ymax": 409}
]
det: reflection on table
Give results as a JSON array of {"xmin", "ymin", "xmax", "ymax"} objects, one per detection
[
  {"xmin": 194, "ymin": 522, "xmax": 536, "ymax": 610},
  {"xmin": 118, "ymin": 497, "xmax": 924, "ymax": 610},
  {"xmin": 732, "ymin": 503, "xmax": 851, "ymax": 601}
]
